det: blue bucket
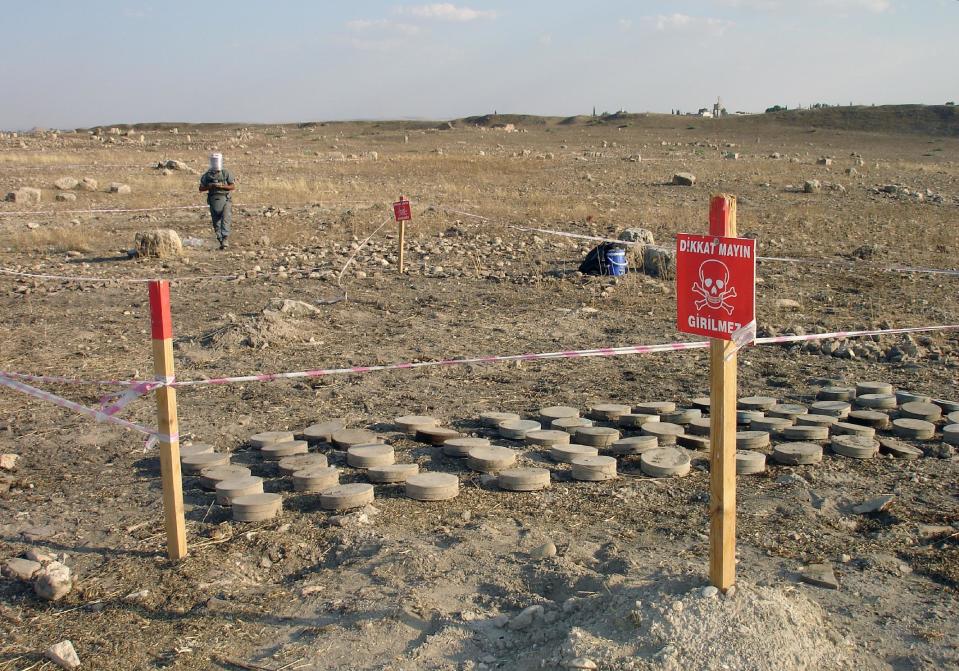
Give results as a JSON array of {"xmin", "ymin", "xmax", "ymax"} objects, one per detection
[{"xmin": 605, "ymin": 247, "xmax": 628, "ymax": 276}]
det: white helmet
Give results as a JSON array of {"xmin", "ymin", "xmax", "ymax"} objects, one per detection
[{"xmin": 209, "ymin": 153, "xmax": 223, "ymax": 171}]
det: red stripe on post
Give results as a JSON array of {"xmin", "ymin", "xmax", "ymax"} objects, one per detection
[
  {"xmin": 709, "ymin": 196, "xmax": 733, "ymax": 236},
  {"xmin": 148, "ymin": 280, "xmax": 173, "ymax": 340}
]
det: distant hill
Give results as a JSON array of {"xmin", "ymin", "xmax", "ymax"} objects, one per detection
[{"xmin": 746, "ymin": 104, "xmax": 959, "ymax": 137}]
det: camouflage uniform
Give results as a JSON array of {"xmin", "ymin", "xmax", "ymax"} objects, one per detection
[{"xmin": 199, "ymin": 168, "xmax": 235, "ymax": 245}]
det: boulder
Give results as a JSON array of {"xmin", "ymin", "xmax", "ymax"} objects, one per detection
[
  {"xmin": 53, "ymin": 177, "xmax": 79, "ymax": 190},
  {"xmin": 55, "ymin": 193, "xmax": 77, "ymax": 202},
  {"xmin": 33, "ymin": 561, "xmax": 73, "ymax": 601},
  {"xmin": 673, "ymin": 172, "xmax": 696, "ymax": 186},
  {"xmin": 108, "ymin": 182, "xmax": 131, "ymax": 194},
  {"xmin": 45, "ymin": 640, "xmax": 81, "ymax": 670},
  {"xmin": 76, "ymin": 177, "xmax": 98, "ymax": 191},
  {"xmin": 643, "ymin": 245, "xmax": 676, "ymax": 280},
  {"xmin": 4, "ymin": 188, "xmax": 42, "ymax": 204},
  {"xmin": 134, "ymin": 229, "xmax": 183, "ymax": 258},
  {"xmin": 804, "ymin": 180, "xmax": 821, "ymax": 194}
]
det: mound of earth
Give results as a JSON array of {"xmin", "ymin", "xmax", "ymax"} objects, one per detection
[{"xmin": 200, "ymin": 299, "xmax": 318, "ymax": 349}]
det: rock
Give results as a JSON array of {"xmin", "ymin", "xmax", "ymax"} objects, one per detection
[
  {"xmin": 775, "ymin": 298, "xmax": 801, "ymax": 310},
  {"xmin": 108, "ymin": 182, "xmax": 131, "ymax": 194},
  {"xmin": 55, "ymin": 192, "xmax": 77, "ymax": 202},
  {"xmin": 618, "ymin": 227, "xmax": 655, "ymax": 246},
  {"xmin": 269, "ymin": 299, "xmax": 320, "ymax": 317},
  {"xmin": 529, "ymin": 542, "xmax": 557, "ymax": 560},
  {"xmin": 701, "ymin": 585, "xmax": 719, "ymax": 598},
  {"xmin": 45, "ymin": 640, "xmax": 80, "ymax": 670},
  {"xmin": 817, "ymin": 157, "xmax": 833, "ymax": 166},
  {"xmin": 0, "ymin": 453, "xmax": 18, "ymax": 470},
  {"xmin": 76, "ymin": 177, "xmax": 98, "ymax": 191},
  {"xmin": 134, "ymin": 229, "xmax": 182, "ymax": 258},
  {"xmin": 803, "ymin": 180, "xmax": 821, "ymax": 194},
  {"xmin": 507, "ymin": 604, "xmax": 544, "ymax": 631},
  {"xmin": 673, "ymin": 172, "xmax": 696, "ymax": 186},
  {"xmin": 566, "ymin": 659, "xmax": 598, "ymax": 670},
  {"xmin": 3, "ymin": 558, "xmax": 42, "ymax": 581},
  {"xmin": 852, "ymin": 494, "xmax": 894, "ymax": 514},
  {"xmin": 800, "ymin": 563, "xmax": 839, "ymax": 589},
  {"xmin": 4, "ymin": 187, "xmax": 42, "ymax": 204},
  {"xmin": 643, "ymin": 245, "xmax": 676, "ymax": 280},
  {"xmin": 33, "ymin": 561, "xmax": 73, "ymax": 601},
  {"xmin": 53, "ymin": 177, "xmax": 79, "ymax": 190}
]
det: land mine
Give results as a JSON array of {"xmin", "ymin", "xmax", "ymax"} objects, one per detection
[{"xmin": 0, "ymin": 107, "xmax": 957, "ymax": 670}]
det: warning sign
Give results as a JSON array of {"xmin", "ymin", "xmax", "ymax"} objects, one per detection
[
  {"xmin": 676, "ymin": 234, "xmax": 756, "ymax": 340},
  {"xmin": 393, "ymin": 199, "xmax": 412, "ymax": 222}
]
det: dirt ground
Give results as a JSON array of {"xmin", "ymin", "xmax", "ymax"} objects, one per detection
[{"xmin": 0, "ymin": 113, "xmax": 957, "ymax": 671}]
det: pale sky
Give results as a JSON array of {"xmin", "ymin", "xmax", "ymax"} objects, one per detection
[{"xmin": 1, "ymin": 0, "xmax": 956, "ymax": 129}]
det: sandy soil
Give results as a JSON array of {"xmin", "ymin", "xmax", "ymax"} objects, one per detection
[{"xmin": 0, "ymin": 114, "xmax": 957, "ymax": 670}]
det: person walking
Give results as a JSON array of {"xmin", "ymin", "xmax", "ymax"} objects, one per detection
[{"xmin": 199, "ymin": 152, "xmax": 236, "ymax": 249}]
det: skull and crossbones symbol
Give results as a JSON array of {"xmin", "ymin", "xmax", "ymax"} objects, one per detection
[{"xmin": 692, "ymin": 259, "xmax": 737, "ymax": 314}]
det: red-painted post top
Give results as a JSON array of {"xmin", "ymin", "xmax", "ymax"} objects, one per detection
[
  {"xmin": 148, "ymin": 280, "xmax": 173, "ymax": 340},
  {"xmin": 709, "ymin": 196, "xmax": 734, "ymax": 236}
]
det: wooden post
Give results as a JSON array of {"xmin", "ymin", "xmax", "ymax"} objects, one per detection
[
  {"xmin": 398, "ymin": 195, "xmax": 407, "ymax": 274},
  {"xmin": 708, "ymin": 194, "xmax": 737, "ymax": 591},
  {"xmin": 148, "ymin": 280, "xmax": 187, "ymax": 560}
]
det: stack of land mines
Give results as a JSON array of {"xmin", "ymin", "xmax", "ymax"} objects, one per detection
[{"xmin": 186, "ymin": 383, "xmax": 959, "ymax": 522}]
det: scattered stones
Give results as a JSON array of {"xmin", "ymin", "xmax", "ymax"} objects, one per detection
[
  {"xmin": 3, "ymin": 557, "xmax": 42, "ymax": 581},
  {"xmin": 772, "ymin": 442, "xmax": 823, "ymax": 465},
  {"xmin": 508, "ymin": 604, "xmax": 544, "ymax": 631},
  {"xmin": 480, "ymin": 411, "xmax": 520, "ymax": 427},
  {"xmin": 877, "ymin": 438, "xmax": 922, "ymax": 459},
  {"xmin": 528, "ymin": 541, "xmax": 557, "ymax": 559},
  {"xmin": 296, "ymin": 420, "xmax": 346, "ymax": 443},
  {"xmin": 292, "ymin": 466, "xmax": 340, "ymax": 492},
  {"xmin": 394, "ymin": 415, "xmax": 440, "ymax": 434},
  {"xmin": 498, "ymin": 419, "xmax": 541, "ymax": 440},
  {"xmin": 33, "ymin": 561, "xmax": 73, "ymax": 601},
  {"xmin": 498, "ymin": 467, "xmax": 551, "ymax": 491},
  {"xmin": 368, "ymin": 463, "xmax": 419, "ymax": 483},
  {"xmin": 215, "ymin": 476, "xmax": 264, "ymax": 505},
  {"xmin": 673, "ymin": 172, "xmax": 696, "ymax": 186},
  {"xmin": 250, "ymin": 431, "xmax": 295, "ymax": 448},
  {"xmin": 467, "ymin": 446, "xmax": 517, "ymax": 473},
  {"xmin": 443, "ymin": 436, "xmax": 490, "ymax": 457},
  {"xmin": 319, "ymin": 483, "xmax": 374, "ymax": 510},
  {"xmin": 232, "ymin": 492, "xmax": 283, "ymax": 521},
  {"xmin": 277, "ymin": 453, "xmax": 328, "ymax": 476},
  {"xmin": 134, "ymin": 229, "xmax": 182, "ymax": 258},
  {"xmin": 892, "ymin": 418, "xmax": 936, "ymax": 441},
  {"xmin": 571, "ymin": 455, "xmax": 617, "ymax": 481},
  {"xmin": 736, "ymin": 450, "xmax": 766, "ymax": 475},
  {"xmin": 405, "ymin": 472, "xmax": 459, "ymax": 501},
  {"xmin": 261, "ymin": 440, "xmax": 309, "ymax": 460},
  {"xmin": 45, "ymin": 640, "xmax": 81, "ymax": 670},
  {"xmin": 800, "ymin": 564, "xmax": 839, "ymax": 590},
  {"xmin": 346, "ymin": 443, "xmax": 395, "ymax": 468},
  {"xmin": 525, "ymin": 429, "xmax": 571, "ymax": 447},
  {"xmin": 831, "ymin": 435, "xmax": 879, "ymax": 459},
  {"xmin": 550, "ymin": 443, "xmax": 599, "ymax": 463},
  {"xmin": 852, "ymin": 494, "xmax": 895, "ymax": 514},
  {"xmin": 640, "ymin": 447, "xmax": 691, "ymax": 477},
  {"xmin": 573, "ymin": 426, "xmax": 620, "ymax": 447},
  {"xmin": 332, "ymin": 428, "xmax": 379, "ymax": 448}
]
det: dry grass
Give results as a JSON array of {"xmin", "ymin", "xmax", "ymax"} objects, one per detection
[{"xmin": 3, "ymin": 225, "xmax": 100, "ymax": 253}]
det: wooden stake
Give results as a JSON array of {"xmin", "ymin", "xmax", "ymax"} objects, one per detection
[
  {"xmin": 398, "ymin": 195, "xmax": 407, "ymax": 274},
  {"xmin": 708, "ymin": 194, "xmax": 737, "ymax": 591},
  {"xmin": 148, "ymin": 280, "xmax": 187, "ymax": 560}
]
